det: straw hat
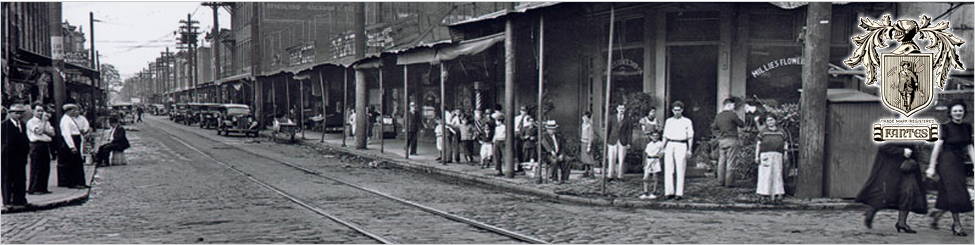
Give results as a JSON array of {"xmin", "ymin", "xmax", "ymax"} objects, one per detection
[
  {"xmin": 543, "ymin": 120, "xmax": 559, "ymax": 129},
  {"xmin": 63, "ymin": 103, "xmax": 79, "ymax": 111},
  {"xmin": 491, "ymin": 111, "xmax": 504, "ymax": 120}
]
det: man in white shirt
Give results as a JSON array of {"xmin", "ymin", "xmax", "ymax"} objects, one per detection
[
  {"xmin": 661, "ymin": 101, "xmax": 694, "ymax": 200},
  {"xmin": 513, "ymin": 106, "xmax": 529, "ymax": 163},
  {"xmin": 58, "ymin": 104, "xmax": 89, "ymax": 189},
  {"xmin": 27, "ymin": 105, "xmax": 55, "ymax": 194},
  {"xmin": 492, "ymin": 112, "xmax": 507, "ymax": 176}
]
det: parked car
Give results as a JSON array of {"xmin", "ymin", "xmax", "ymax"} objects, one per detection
[
  {"xmin": 151, "ymin": 104, "xmax": 167, "ymax": 116},
  {"xmin": 216, "ymin": 104, "xmax": 259, "ymax": 137},
  {"xmin": 199, "ymin": 103, "xmax": 222, "ymax": 129},
  {"xmin": 171, "ymin": 103, "xmax": 189, "ymax": 124}
]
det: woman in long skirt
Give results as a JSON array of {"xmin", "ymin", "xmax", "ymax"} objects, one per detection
[
  {"xmin": 57, "ymin": 105, "xmax": 89, "ymax": 189},
  {"xmin": 856, "ymin": 141, "xmax": 927, "ymax": 233},
  {"xmin": 579, "ymin": 112, "xmax": 598, "ymax": 177},
  {"xmin": 926, "ymin": 101, "xmax": 974, "ymax": 237},
  {"xmin": 754, "ymin": 115, "xmax": 789, "ymax": 204}
]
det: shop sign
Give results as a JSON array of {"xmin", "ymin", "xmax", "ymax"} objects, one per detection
[
  {"xmin": 610, "ymin": 58, "xmax": 642, "ymax": 76},
  {"xmin": 750, "ymin": 56, "xmax": 802, "ymax": 78}
]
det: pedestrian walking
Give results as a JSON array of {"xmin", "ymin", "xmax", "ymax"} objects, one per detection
[
  {"xmin": 606, "ymin": 104, "xmax": 634, "ymax": 181},
  {"xmin": 94, "ymin": 117, "xmax": 130, "ymax": 166},
  {"xmin": 405, "ymin": 102, "xmax": 421, "ymax": 156},
  {"xmin": 926, "ymin": 101, "xmax": 973, "ymax": 237},
  {"xmin": 856, "ymin": 140, "xmax": 927, "ymax": 233},
  {"xmin": 458, "ymin": 115, "xmax": 476, "ymax": 164},
  {"xmin": 754, "ymin": 115, "xmax": 790, "ymax": 204},
  {"xmin": 713, "ymin": 98, "xmax": 744, "ymax": 187},
  {"xmin": 662, "ymin": 101, "xmax": 693, "ymax": 200},
  {"xmin": 58, "ymin": 104, "xmax": 90, "ymax": 189},
  {"xmin": 640, "ymin": 130, "xmax": 664, "ymax": 199},
  {"xmin": 136, "ymin": 106, "xmax": 144, "ymax": 123},
  {"xmin": 541, "ymin": 120, "xmax": 569, "ymax": 184},
  {"xmin": 2, "ymin": 104, "xmax": 32, "ymax": 208},
  {"xmin": 579, "ymin": 111, "xmax": 598, "ymax": 177},
  {"xmin": 492, "ymin": 112, "xmax": 507, "ymax": 176},
  {"xmin": 26, "ymin": 104, "xmax": 55, "ymax": 194}
]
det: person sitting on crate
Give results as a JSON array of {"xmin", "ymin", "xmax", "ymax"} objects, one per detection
[
  {"xmin": 541, "ymin": 120, "xmax": 569, "ymax": 184},
  {"xmin": 94, "ymin": 117, "xmax": 130, "ymax": 167}
]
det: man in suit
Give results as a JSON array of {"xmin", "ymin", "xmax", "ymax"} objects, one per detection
[
  {"xmin": 606, "ymin": 103, "xmax": 634, "ymax": 181},
  {"xmin": 405, "ymin": 102, "xmax": 421, "ymax": 155},
  {"xmin": 541, "ymin": 120, "xmax": 570, "ymax": 184},
  {"xmin": 94, "ymin": 117, "xmax": 130, "ymax": 166},
  {"xmin": 2, "ymin": 104, "xmax": 32, "ymax": 208}
]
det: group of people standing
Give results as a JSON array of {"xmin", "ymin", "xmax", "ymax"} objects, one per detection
[
  {"xmin": 857, "ymin": 100, "xmax": 972, "ymax": 237},
  {"xmin": 2, "ymin": 102, "xmax": 129, "ymax": 209}
]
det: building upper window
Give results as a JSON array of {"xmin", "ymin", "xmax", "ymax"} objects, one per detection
[{"xmin": 666, "ymin": 11, "xmax": 720, "ymax": 42}]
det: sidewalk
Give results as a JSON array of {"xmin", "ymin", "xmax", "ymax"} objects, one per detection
[
  {"xmin": 286, "ymin": 129, "xmax": 864, "ymax": 210},
  {"xmin": 1, "ymin": 159, "xmax": 97, "ymax": 214}
]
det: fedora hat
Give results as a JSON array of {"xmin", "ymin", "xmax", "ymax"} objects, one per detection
[
  {"xmin": 63, "ymin": 103, "xmax": 79, "ymax": 111},
  {"xmin": 9, "ymin": 104, "xmax": 28, "ymax": 112},
  {"xmin": 543, "ymin": 120, "xmax": 559, "ymax": 129},
  {"xmin": 491, "ymin": 111, "xmax": 504, "ymax": 120}
]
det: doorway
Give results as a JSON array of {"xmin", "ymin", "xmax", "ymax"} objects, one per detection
[{"xmin": 668, "ymin": 45, "xmax": 718, "ymax": 139}]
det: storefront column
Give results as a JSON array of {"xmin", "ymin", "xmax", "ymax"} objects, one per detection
[
  {"xmin": 730, "ymin": 7, "xmax": 748, "ymax": 99},
  {"xmin": 797, "ymin": 2, "xmax": 832, "ymax": 198},
  {"xmin": 403, "ymin": 65, "xmax": 409, "ymax": 159},
  {"xmin": 342, "ymin": 69, "xmax": 348, "ymax": 147},
  {"xmin": 379, "ymin": 66, "xmax": 385, "ymax": 153},
  {"xmin": 440, "ymin": 62, "xmax": 447, "ymax": 164},
  {"xmin": 535, "ymin": 14, "xmax": 545, "ymax": 184},
  {"xmin": 355, "ymin": 68, "xmax": 368, "ymax": 149},
  {"xmin": 502, "ymin": 13, "xmax": 517, "ymax": 178},
  {"xmin": 716, "ymin": 9, "xmax": 733, "ymax": 111},
  {"xmin": 652, "ymin": 11, "xmax": 667, "ymax": 116}
]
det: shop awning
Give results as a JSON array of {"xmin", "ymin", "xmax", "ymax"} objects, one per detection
[
  {"xmin": 448, "ymin": 2, "xmax": 561, "ymax": 27},
  {"xmin": 215, "ymin": 73, "xmax": 252, "ymax": 85},
  {"xmin": 768, "ymin": 2, "xmax": 850, "ymax": 9},
  {"xmin": 395, "ymin": 32, "xmax": 504, "ymax": 65}
]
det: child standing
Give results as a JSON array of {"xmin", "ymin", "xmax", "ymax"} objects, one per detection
[
  {"xmin": 458, "ymin": 116, "xmax": 476, "ymax": 164},
  {"xmin": 434, "ymin": 118, "xmax": 444, "ymax": 162},
  {"xmin": 640, "ymin": 130, "xmax": 665, "ymax": 199}
]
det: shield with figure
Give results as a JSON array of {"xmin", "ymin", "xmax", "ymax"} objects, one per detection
[{"xmin": 879, "ymin": 53, "xmax": 934, "ymax": 117}]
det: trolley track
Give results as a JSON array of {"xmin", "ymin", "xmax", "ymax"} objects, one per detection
[{"xmin": 150, "ymin": 118, "xmax": 548, "ymax": 244}]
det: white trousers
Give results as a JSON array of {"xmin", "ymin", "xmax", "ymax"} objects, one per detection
[
  {"xmin": 664, "ymin": 142, "xmax": 688, "ymax": 196},
  {"xmin": 606, "ymin": 141, "xmax": 627, "ymax": 179}
]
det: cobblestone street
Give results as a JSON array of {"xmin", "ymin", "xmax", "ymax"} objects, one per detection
[{"xmin": 7, "ymin": 116, "xmax": 970, "ymax": 243}]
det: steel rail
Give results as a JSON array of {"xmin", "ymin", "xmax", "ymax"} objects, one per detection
[
  {"xmin": 153, "ymin": 118, "xmax": 549, "ymax": 244},
  {"xmin": 158, "ymin": 129, "xmax": 395, "ymax": 244}
]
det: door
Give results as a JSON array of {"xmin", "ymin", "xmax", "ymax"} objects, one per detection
[{"xmin": 668, "ymin": 45, "xmax": 718, "ymax": 139}]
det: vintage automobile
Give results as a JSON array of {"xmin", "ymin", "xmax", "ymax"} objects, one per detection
[
  {"xmin": 184, "ymin": 103, "xmax": 211, "ymax": 125},
  {"xmin": 270, "ymin": 116, "xmax": 299, "ymax": 143},
  {"xmin": 111, "ymin": 103, "xmax": 136, "ymax": 124},
  {"xmin": 216, "ymin": 104, "xmax": 259, "ymax": 137},
  {"xmin": 199, "ymin": 103, "xmax": 223, "ymax": 129},
  {"xmin": 171, "ymin": 103, "xmax": 189, "ymax": 124},
  {"xmin": 151, "ymin": 104, "xmax": 167, "ymax": 116}
]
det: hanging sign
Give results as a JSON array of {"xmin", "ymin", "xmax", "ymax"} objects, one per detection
[
  {"xmin": 609, "ymin": 58, "xmax": 643, "ymax": 76},
  {"xmin": 751, "ymin": 56, "xmax": 803, "ymax": 78}
]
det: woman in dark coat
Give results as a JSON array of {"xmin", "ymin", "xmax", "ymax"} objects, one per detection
[
  {"xmin": 856, "ymin": 141, "xmax": 927, "ymax": 233},
  {"xmin": 926, "ymin": 101, "xmax": 974, "ymax": 237}
]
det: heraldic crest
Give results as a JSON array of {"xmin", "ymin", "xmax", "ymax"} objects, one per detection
[{"xmin": 844, "ymin": 15, "xmax": 966, "ymax": 117}]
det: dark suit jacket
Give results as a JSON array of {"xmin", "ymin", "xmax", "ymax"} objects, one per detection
[
  {"xmin": 406, "ymin": 110, "xmax": 422, "ymax": 133},
  {"xmin": 607, "ymin": 113, "xmax": 634, "ymax": 146},
  {"xmin": 108, "ymin": 126, "xmax": 130, "ymax": 150},
  {"xmin": 540, "ymin": 132, "xmax": 565, "ymax": 163},
  {"xmin": 1, "ymin": 119, "xmax": 30, "ymax": 160}
]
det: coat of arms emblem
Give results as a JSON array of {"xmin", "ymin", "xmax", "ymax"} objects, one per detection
[
  {"xmin": 844, "ymin": 15, "xmax": 965, "ymax": 117},
  {"xmin": 844, "ymin": 15, "xmax": 965, "ymax": 141}
]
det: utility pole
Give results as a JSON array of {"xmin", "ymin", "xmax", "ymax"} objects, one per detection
[
  {"xmin": 353, "ymin": 2, "xmax": 368, "ymax": 149},
  {"xmin": 797, "ymin": 2, "xmax": 832, "ymax": 198},
  {"xmin": 50, "ymin": 3, "xmax": 66, "ymax": 118},
  {"xmin": 202, "ymin": 2, "xmax": 229, "ymax": 80},
  {"xmin": 178, "ymin": 13, "xmax": 200, "ymax": 102},
  {"xmin": 251, "ymin": 3, "xmax": 264, "ymax": 125},
  {"xmin": 502, "ymin": 2, "xmax": 517, "ymax": 178}
]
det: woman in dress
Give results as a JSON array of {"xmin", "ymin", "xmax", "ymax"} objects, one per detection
[
  {"xmin": 754, "ymin": 115, "xmax": 789, "ymax": 204},
  {"xmin": 579, "ymin": 111, "xmax": 598, "ymax": 177},
  {"xmin": 855, "ymin": 139, "xmax": 927, "ymax": 233},
  {"xmin": 926, "ymin": 101, "xmax": 974, "ymax": 236}
]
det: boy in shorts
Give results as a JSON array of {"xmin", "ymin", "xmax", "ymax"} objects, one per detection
[{"xmin": 640, "ymin": 130, "xmax": 665, "ymax": 199}]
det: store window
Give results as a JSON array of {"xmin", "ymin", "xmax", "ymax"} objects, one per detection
[{"xmin": 746, "ymin": 46, "xmax": 802, "ymax": 104}]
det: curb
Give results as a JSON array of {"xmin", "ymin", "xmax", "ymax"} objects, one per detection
[
  {"xmin": 310, "ymin": 141, "xmax": 865, "ymax": 211},
  {"xmin": 1, "ymin": 164, "xmax": 97, "ymax": 214}
]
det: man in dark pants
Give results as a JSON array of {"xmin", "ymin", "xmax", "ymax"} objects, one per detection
[
  {"xmin": 94, "ymin": 117, "xmax": 130, "ymax": 166},
  {"xmin": 27, "ymin": 104, "xmax": 55, "ymax": 194},
  {"xmin": 2, "ymin": 104, "xmax": 32, "ymax": 208},
  {"xmin": 541, "ymin": 120, "xmax": 569, "ymax": 184},
  {"xmin": 491, "ymin": 112, "xmax": 506, "ymax": 176},
  {"xmin": 405, "ymin": 102, "xmax": 421, "ymax": 155},
  {"xmin": 712, "ymin": 97, "xmax": 745, "ymax": 187}
]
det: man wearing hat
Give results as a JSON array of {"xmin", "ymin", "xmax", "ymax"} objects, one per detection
[
  {"xmin": 513, "ymin": 106, "xmax": 530, "ymax": 164},
  {"xmin": 405, "ymin": 102, "xmax": 421, "ymax": 156},
  {"xmin": 541, "ymin": 120, "xmax": 570, "ymax": 184},
  {"xmin": 58, "ymin": 104, "xmax": 90, "ymax": 189},
  {"xmin": 2, "ymin": 104, "xmax": 32, "ymax": 208}
]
